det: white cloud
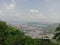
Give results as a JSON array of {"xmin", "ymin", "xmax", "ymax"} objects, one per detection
[
  {"xmin": 6, "ymin": 3, "xmax": 15, "ymax": 10},
  {"xmin": 0, "ymin": 0, "xmax": 21, "ymax": 22},
  {"xmin": 28, "ymin": 9, "xmax": 46, "ymax": 21},
  {"xmin": 30, "ymin": 9, "xmax": 39, "ymax": 13},
  {"xmin": 5, "ymin": 0, "xmax": 15, "ymax": 11},
  {"xmin": 28, "ymin": 9, "xmax": 60, "ymax": 23}
]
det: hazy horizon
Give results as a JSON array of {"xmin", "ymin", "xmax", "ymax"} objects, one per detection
[{"xmin": 0, "ymin": 0, "xmax": 60, "ymax": 23}]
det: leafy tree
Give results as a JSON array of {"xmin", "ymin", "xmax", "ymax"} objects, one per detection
[
  {"xmin": 0, "ymin": 21, "xmax": 24, "ymax": 45},
  {"xmin": 33, "ymin": 39, "xmax": 40, "ymax": 45},
  {"xmin": 24, "ymin": 36, "xmax": 33, "ymax": 45},
  {"xmin": 53, "ymin": 24, "xmax": 60, "ymax": 41},
  {"xmin": 0, "ymin": 21, "xmax": 7, "ymax": 45},
  {"xmin": 40, "ymin": 39, "xmax": 59, "ymax": 45}
]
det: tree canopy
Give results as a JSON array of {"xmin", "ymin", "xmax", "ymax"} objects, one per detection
[
  {"xmin": 53, "ymin": 24, "xmax": 60, "ymax": 41},
  {"xmin": 0, "ymin": 21, "xmax": 59, "ymax": 45}
]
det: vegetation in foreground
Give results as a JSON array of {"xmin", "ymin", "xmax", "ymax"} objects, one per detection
[{"xmin": 0, "ymin": 21, "xmax": 60, "ymax": 45}]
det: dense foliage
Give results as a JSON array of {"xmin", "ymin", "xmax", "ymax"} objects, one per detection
[
  {"xmin": 0, "ymin": 21, "xmax": 59, "ymax": 45},
  {"xmin": 53, "ymin": 24, "xmax": 60, "ymax": 41}
]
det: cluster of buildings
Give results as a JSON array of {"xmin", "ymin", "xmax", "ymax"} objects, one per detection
[{"xmin": 20, "ymin": 24, "xmax": 54, "ymax": 39}]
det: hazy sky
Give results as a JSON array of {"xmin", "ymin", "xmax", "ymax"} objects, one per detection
[{"xmin": 0, "ymin": 0, "xmax": 60, "ymax": 23}]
